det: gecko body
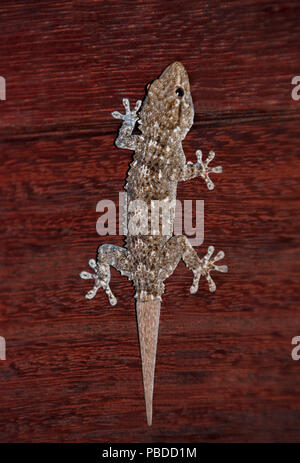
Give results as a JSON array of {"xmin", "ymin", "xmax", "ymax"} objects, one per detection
[
  {"xmin": 80, "ymin": 62, "xmax": 227, "ymax": 425},
  {"xmin": 81, "ymin": 62, "xmax": 227, "ymax": 304}
]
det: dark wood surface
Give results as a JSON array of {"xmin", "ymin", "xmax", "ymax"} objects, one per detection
[{"xmin": 0, "ymin": 0, "xmax": 299, "ymax": 442}]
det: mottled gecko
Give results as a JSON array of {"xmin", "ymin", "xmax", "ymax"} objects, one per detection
[{"xmin": 80, "ymin": 62, "xmax": 228, "ymax": 425}]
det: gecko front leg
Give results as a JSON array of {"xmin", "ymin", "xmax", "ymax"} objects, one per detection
[
  {"xmin": 181, "ymin": 149, "xmax": 223, "ymax": 190},
  {"xmin": 112, "ymin": 98, "xmax": 142, "ymax": 150},
  {"xmin": 80, "ymin": 244, "xmax": 132, "ymax": 306},
  {"xmin": 158, "ymin": 235, "xmax": 227, "ymax": 294}
]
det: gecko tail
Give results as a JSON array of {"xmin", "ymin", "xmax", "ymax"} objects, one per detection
[{"xmin": 136, "ymin": 298, "xmax": 161, "ymax": 426}]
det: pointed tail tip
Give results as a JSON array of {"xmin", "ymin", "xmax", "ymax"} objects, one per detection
[
  {"xmin": 146, "ymin": 400, "xmax": 153, "ymax": 426},
  {"xmin": 136, "ymin": 298, "xmax": 161, "ymax": 427}
]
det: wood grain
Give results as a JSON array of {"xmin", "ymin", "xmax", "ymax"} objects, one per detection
[{"xmin": 0, "ymin": 0, "xmax": 299, "ymax": 442}]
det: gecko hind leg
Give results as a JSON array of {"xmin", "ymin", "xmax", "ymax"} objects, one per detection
[
  {"xmin": 158, "ymin": 235, "xmax": 200, "ymax": 293},
  {"xmin": 158, "ymin": 235, "xmax": 227, "ymax": 294},
  {"xmin": 80, "ymin": 244, "xmax": 132, "ymax": 306}
]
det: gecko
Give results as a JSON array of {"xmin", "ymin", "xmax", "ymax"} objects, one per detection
[{"xmin": 80, "ymin": 62, "xmax": 228, "ymax": 425}]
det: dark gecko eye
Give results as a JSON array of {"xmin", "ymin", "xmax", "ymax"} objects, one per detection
[{"xmin": 175, "ymin": 87, "xmax": 184, "ymax": 97}]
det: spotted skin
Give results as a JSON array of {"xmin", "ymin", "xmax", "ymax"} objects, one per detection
[{"xmin": 80, "ymin": 62, "xmax": 227, "ymax": 304}]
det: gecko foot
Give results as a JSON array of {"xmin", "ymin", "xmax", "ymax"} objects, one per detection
[
  {"xmin": 194, "ymin": 150, "xmax": 222, "ymax": 190},
  {"xmin": 190, "ymin": 245, "xmax": 228, "ymax": 294},
  {"xmin": 80, "ymin": 259, "xmax": 117, "ymax": 306},
  {"xmin": 112, "ymin": 98, "xmax": 142, "ymax": 129}
]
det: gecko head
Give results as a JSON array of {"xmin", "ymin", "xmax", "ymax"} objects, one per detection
[{"xmin": 139, "ymin": 62, "xmax": 194, "ymax": 140}]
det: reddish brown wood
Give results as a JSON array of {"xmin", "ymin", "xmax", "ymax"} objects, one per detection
[{"xmin": 0, "ymin": 0, "xmax": 300, "ymax": 443}]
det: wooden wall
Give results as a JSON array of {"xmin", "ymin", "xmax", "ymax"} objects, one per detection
[{"xmin": 0, "ymin": 0, "xmax": 299, "ymax": 442}]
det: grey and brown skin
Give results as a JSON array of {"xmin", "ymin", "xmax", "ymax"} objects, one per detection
[{"xmin": 80, "ymin": 62, "xmax": 228, "ymax": 426}]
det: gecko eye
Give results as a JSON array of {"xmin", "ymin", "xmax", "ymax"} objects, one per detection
[{"xmin": 176, "ymin": 87, "xmax": 184, "ymax": 97}]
